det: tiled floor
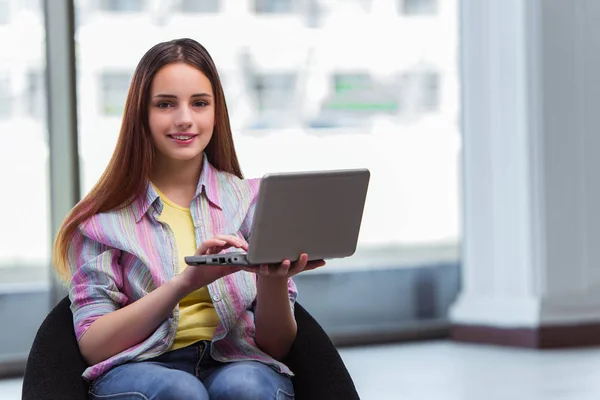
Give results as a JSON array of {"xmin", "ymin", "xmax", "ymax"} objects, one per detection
[
  {"xmin": 339, "ymin": 340, "xmax": 600, "ymax": 400},
  {"xmin": 4, "ymin": 340, "xmax": 600, "ymax": 399}
]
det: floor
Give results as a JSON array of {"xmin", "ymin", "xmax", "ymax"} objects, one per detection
[
  {"xmin": 338, "ymin": 341, "xmax": 600, "ymax": 400},
  {"xmin": 3, "ymin": 340, "xmax": 600, "ymax": 399},
  {"xmin": 0, "ymin": 378, "xmax": 21, "ymax": 400}
]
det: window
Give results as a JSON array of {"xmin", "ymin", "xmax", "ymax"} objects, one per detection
[
  {"xmin": 27, "ymin": 70, "xmax": 45, "ymax": 120},
  {"xmin": 330, "ymin": 73, "xmax": 397, "ymax": 113},
  {"xmin": 179, "ymin": 0, "xmax": 219, "ymax": 13},
  {"xmin": 304, "ymin": 0, "xmax": 322, "ymax": 27},
  {"xmin": 23, "ymin": 0, "xmax": 42, "ymax": 11},
  {"xmin": 334, "ymin": 73, "xmax": 371, "ymax": 93},
  {"xmin": 73, "ymin": 0, "xmax": 460, "ymax": 350},
  {"xmin": 0, "ymin": 0, "xmax": 9, "ymax": 24},
  {"xmin": 100, "ymin": 0, "xmax": 145, "ymax": 13},
  {"xmin": 250, "ymin": 73, "xmax": 297, "ymax": 128},
  {"xmin": 357, "ymin": 0, "xmax": 372, "ymax": 12},
  {"xmin": 253, "ymin": 73, "xmax": 296, "ymax": 111},
  {"xmin": 254, "ymin": 0, "xmax": 294, "ymax": 14},
  {"xmin": 311, "ymin": 73, "xmax": 399, "ymax": 128},
  {"xmin": 0, "ymin": 72, "xmax": 11, "ymax": 118},
  {"xmin": 418, "ymin": 71, "xmax": 440, "ymax": 110},
  {"xmin": 400, "ymin": 70, "xmax": 440, "ymax": 113},
  {"xmin": 401, "ymin": 0, "xmax": 437, "ymax": 16},
  {"xmin": 0, "ymin": 0, "xmax": 49, "ymax": 375},
  {"xmin": 100, "ymin": 72, "xmax": 132, "ymax": 116}
]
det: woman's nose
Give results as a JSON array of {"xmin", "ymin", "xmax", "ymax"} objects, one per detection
[{"xmin": 174, "ymin": 107, "xmax": 193, "ymax": 129}]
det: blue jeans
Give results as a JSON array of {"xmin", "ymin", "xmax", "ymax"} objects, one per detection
[{"xmin": 89, "ymin": 341, "xmax": 294, "ymax": 400}]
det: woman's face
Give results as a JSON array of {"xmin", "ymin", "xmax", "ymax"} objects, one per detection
[{"xmin": 148, "ymin": 62, "xmax": 215, "ymax": 166}]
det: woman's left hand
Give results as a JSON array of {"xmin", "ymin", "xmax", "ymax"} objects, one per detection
[{"xmin": 242, "ymin": 253, "xmax": 325, "ymax": 279}]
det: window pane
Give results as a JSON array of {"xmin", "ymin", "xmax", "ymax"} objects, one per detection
[
  {"xmin": 100, "ymin": 0, "xmax": 145, "ymax": 12},
  {"xmin": 401, "ymin": 0, "xmax": 437, "ymax": 16},
  {"xmin": 0, "ymin": 72, "xmax": 12, "ymax": 118},
  {"xmin": 0, "ymin": 0, "xmax": 9, "ymax": 25},
  {"xmin": 313, "ymin": 72, "xmax": 399, "ymax": 128},
  {"xmin": 255, "ymin": 0, "xmax": 294, "ymax": 14},
  {"xmin": 27, "ymin": 70, "xmax": 46, "ymax": 119},
  {"xmin": 400, "ymin": 69, "xmax": 440, "ymax": 113},
  {"xmin": 75, "ymin": 0, "xmax": 460, "ymax": 272},
  {"xmin": 251, "ymin": 73, "xmax": 297, "ymax": 129},
  {"xmin": 0, "ymin": 0, "xmax": 49, "ymax": 283},
  {"xmin": 180, "ymin": 0, "xmax": 220, "ymax": 13},
  {"xmin": 100, "ymin": 72, "xmax": 132, "ymax": 116}
]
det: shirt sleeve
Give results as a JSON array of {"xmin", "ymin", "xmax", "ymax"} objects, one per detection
[
  {"xmin": 239, "ymin": 178, "xmax": 260, "ymax": 242},
  {"xmin": 286, "ymin": 277, "xmax": 298, "ymax": 312},
  {"xmin": 67, "ymin": 229, "xmax": 128, "ymax": 341}
]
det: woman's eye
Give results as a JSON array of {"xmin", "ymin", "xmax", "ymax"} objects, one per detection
[
  {"xmin": 156, "ymin": 102, "xmax": 172, "ymax": 108},
  {"xmin": 193, "ymin": 101, "xmax": 208, "ymax": 108}
]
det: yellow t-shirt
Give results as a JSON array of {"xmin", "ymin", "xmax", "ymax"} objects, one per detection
[{"xmin": 154, "ymin": 186, "xmax": 219, "ymax": 350}]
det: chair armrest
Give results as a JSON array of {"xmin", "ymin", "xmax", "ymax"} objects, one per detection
[
  {"xmin": 285, "ymin": 302, "xmax": 360, "ymax": 400},
  {"xmin": 22, "ymin": 296, "xmax": 89, "ymax": 400}
]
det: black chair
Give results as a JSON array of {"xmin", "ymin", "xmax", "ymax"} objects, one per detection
[{"xmin": 22, "ymin": 296, "xmax": 360, "ymax": 400}]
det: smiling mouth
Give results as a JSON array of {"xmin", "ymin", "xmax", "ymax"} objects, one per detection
[{"xmin": 168, "ymin": 134, "xmax": 197, "ymax": 140}]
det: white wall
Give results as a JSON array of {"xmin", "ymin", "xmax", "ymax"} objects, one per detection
[{"xmin": 451, "ymin": 0, "xmax": 600, "ymax": 328}]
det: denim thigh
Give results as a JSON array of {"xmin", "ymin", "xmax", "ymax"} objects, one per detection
[
  {"xmin": 89, "ymin": 344, "xmax": 208, "ymax": 400},
  {"xmin": 202, "ymin": 361, "xmax": 294, "ymax": 400},
  {"xmin": 89, "ymin": 342, "xmax": 293, "ymax": 400}
]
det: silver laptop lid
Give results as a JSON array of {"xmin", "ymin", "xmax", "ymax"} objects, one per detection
[{"xmin": 247, "ymin": 168, "xmax": 370, "ymax": 265}]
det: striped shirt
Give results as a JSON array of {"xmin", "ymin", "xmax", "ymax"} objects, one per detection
[{"xmin": 67, "ymin": 155, "xmax": 297, "ymax": 381}]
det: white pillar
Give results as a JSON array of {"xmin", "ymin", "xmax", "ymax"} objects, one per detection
[{"xmin": 450, "ymin": 0, "xmax": 600, "ymax": 347}]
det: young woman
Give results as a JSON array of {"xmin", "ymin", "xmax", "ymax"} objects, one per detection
[{"xmin": 53, "ymin": 38, "xmax": 325, "ymax": 400}]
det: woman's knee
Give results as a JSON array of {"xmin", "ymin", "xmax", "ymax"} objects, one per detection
[
  {"xmin": 206, "ymin": 361, "xmax": 294, "ymax": 400},
  {"xmin": 90, "ymin": 361, "xmax": 208, "ymax": 400}
]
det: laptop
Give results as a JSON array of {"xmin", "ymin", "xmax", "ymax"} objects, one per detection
[{"xmin": 184, "ymin": 168, "xmax": 370, "ymax": 267}]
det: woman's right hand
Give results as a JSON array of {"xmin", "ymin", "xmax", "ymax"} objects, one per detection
[{"xmin": 173, "ymin": 234, "xmax": 248, "ymax": 295}]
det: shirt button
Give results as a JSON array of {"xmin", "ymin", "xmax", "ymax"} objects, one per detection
[{"xmin": 213, "ymin": 294, "xmax": 221, "ymax": 302}]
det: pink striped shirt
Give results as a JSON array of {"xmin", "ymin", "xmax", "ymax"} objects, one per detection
[{"xmin": 67, "ymin": 155, "xmax": 297, "ymax": 381}]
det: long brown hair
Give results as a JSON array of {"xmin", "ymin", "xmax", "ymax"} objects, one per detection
[{"xmin": 53, "ymin": 38, "xmax": 242, "ymax": 281}]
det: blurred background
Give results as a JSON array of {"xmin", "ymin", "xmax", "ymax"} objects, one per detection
[
  {"xmin": 0, "ymin": 0, "xmax": 460, "ymax": 283},
  {"xmin": 3, "ymin": 0, "xmax": 600, "ymax": 399}
]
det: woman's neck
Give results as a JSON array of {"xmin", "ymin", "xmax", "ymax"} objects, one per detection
[{"xmin": 150, "ymin": 155, "xmax": 203, "ymax": 208}]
